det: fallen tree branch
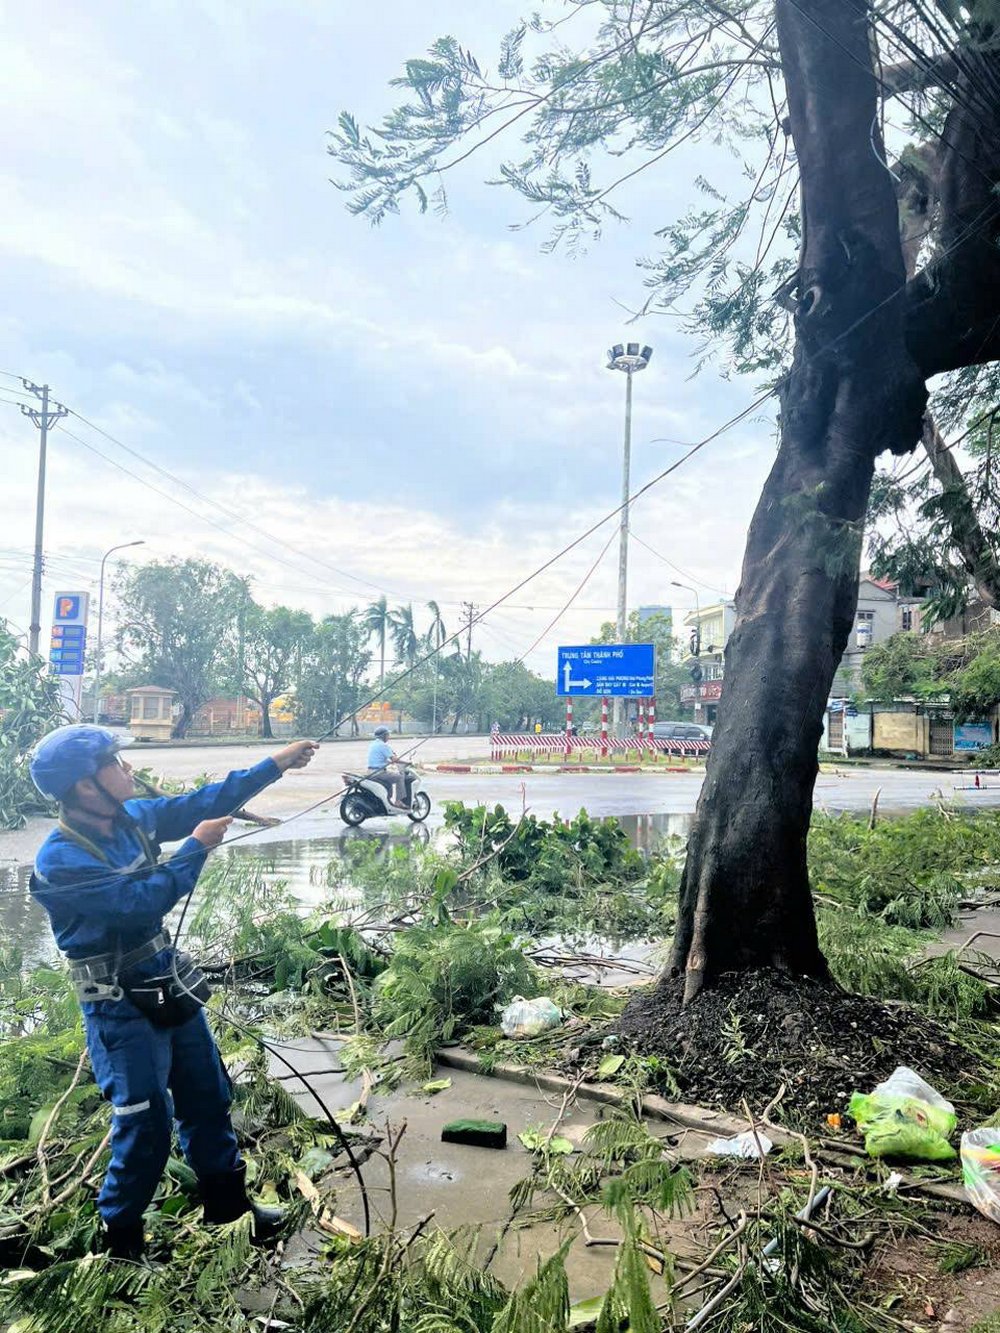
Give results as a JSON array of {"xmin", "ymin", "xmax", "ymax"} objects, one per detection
[{"xmin": 36, "ymin": 1049, "xmax": 88, "ymax": 1206}]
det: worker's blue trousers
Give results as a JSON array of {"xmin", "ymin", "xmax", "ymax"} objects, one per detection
[{"xmin": 84, "ymin": 999, "xmax": 241, "ymax": 1228}]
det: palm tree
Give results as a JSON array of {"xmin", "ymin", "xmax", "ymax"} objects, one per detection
[
  {"xmin": 425, "ymin": 600, "xmax": 447, "ymax": 654},
  {"xmin": 388, "ymin": 602, "xmax": 419, "ymax": 668},
  {"xmin": 363, "ymin": 595, "xmax": 390, "ymax": 692}
]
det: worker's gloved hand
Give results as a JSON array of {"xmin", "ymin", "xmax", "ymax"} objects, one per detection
[
  {"xmin": 192, "ymin": 817, "xmax": 233, "ymax": 848},
  {"xmin": 272, "ymin": 739, "xmax": 319, "ymax": 772}
]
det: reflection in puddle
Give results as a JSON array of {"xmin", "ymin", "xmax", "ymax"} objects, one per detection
[{"xmin": 0, "ymin": 857, "xmax": 58, "ymax": 964}]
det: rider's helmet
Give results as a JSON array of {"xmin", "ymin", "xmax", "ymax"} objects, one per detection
[
  {"xmin": 373, "ymin": 725, "xmax": 390, "ymax": 740},
  {"xmin": 29, "ymin": 724, "xmax": 134, "ymax": 801}
]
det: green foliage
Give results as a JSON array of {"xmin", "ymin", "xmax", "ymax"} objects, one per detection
[
  {"xmin": 442, "ymin": 803, "xmax": 673, "ymax": 940},
  {"xmin": 235, "ymin": 603, "xmax": 313, "ymax": 734},
  {"xmin": 0, "ymin": 955, "xmax": 85, "ymax": 1141},
  {"xmin": 817, "ymin": 910, "xmax": 996, "ymax": 1021},
  {"xmin": 0, "ymin": 619, "xmax": 64, "ymax": 829},
  {"xmin": 937, "ymin": 1241, "xmax": 986, "ymax": 1274},
  {"xmin": 295, "ymin": 609, "xmax": 372, "ymax": 735},
  {"xmin": 374, "ymin": 918, "xmax": 537, "ymax": 1069},
  {"xmin": 113, "ymin": 558, "xmax": 248, "ymax": 737},
  {"xmin": 808, "ymin": 809, "xmax": 1000, "ymax": 930},
  {"xmin": 949, "ymin": 630, "xmax": 1000, "ymax": 722},
  {"xmin": 860, "ymin": 633, "xmax": 941, "ymax": 703}
]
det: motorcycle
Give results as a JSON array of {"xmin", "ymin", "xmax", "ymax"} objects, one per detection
[{"xmin": 338, "ymin": 764, "xmax": 431, "ymax": 826}]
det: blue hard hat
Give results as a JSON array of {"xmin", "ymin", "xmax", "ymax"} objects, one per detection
[
  {"xmin": 29, "ymin": 724, "xmax": 134, "ymax": 801},
  {"xmin": 373, "ymin": 726, "xmax": 390, "ymax": 739}
]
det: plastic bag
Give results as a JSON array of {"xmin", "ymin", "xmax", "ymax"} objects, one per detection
[
  {"xmin": 848, "ymin": 1066, "xmax": 957, "ymax": 1161},
  {"xmin": 499, "ymin": 996, "xmax": 563, "ymax": 1039},
  {"xmin": 707, "ymin": 1131, "xmax": 773, "ymax": 1159},
  {"xmin": 961, "ymin": 1128, "xmax": 1000, "ymax": 1223}
]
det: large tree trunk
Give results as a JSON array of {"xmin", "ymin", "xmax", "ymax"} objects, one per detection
[{"xmin": 671, "ymin": 0, "xmax": 927, "ymax": 1003}]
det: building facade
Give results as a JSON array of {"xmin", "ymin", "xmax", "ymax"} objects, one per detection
[{"xmin": 679, "ymin": 601, "xmax": 736, "ymax": 725}]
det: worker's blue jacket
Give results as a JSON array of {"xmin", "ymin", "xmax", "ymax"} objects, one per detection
[{"xmin": 31, "ymin": 758, "xmax": 281, "ymax": 980}]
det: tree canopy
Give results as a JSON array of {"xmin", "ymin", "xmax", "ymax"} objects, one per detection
[
  {"xmin": 114, "ymin": 559, "xmax": 247, "ymax": 738},
  {"xmin": 331, "ymin": 0, "xmax": 1000, "ymax": 1001}
]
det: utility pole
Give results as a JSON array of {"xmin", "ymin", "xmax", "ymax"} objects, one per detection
[
  {"xmin": 20, "ymin": 382, "xmax": 68, "ymax": 657},
  {"xmin": 462, "ymin": 601, "xmax": 477, "ymax": 659}
]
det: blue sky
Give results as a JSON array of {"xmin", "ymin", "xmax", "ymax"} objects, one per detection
[{"xmin": 0, "ymin": 0, "xmax": 777, "ymax": 669}]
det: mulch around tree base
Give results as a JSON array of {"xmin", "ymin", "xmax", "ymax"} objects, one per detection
[{"xmin": 613, "ymin": 968, "xmax": 984, "ymax": 1128}]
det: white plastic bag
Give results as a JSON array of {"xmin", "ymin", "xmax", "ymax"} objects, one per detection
[
  {"xmin": 499, "ymin": 996, "xmax": 563, "ymax": 1039},
  {"xmin": 707, "ymin": 1131, "xmax": 773, "ymax": 1159},
  {"xmin": 961, "ymin": 1128, "xmax": 1000, "ymax": 1223}
]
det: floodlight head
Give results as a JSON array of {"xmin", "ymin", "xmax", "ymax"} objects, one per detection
[{"xmin": 606, "ymin": 340, "xmax": 653, "ymax": 373}]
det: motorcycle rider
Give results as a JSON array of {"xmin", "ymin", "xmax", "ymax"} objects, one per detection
[
  {"xmin": 29, "ymin": 723, "xmax": 318, "ymax": 1261},
  {"xmin": 367, "ymin": 725, "xmax": 410, "ymax": 809}
]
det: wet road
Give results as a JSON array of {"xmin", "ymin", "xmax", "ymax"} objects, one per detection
[{"xmin": 120, "ymin": 740, "xmax": 1000, "ymax": 846}]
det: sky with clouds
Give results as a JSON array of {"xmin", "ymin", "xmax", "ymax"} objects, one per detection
[{"xmin": 0, "ymin": 0, "xmax": 780, "ymax": 674}]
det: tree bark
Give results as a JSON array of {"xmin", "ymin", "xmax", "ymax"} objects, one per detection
[
  {"xmin": 670, "ymin": 0, "xmax": 927, "ymax": 1003},
  {"xmin": 261, "ymin": 699, "xmax": 274, "ymax": 739}
]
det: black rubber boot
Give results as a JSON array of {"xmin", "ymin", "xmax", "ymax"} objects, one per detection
[
  {"xmin": 104, "ymin": 1220, "xmax": 146, "ymax": 1262},
  {"xmin": 200, "ymin": 1162, "xmax": 286, "ymax": 1242}
]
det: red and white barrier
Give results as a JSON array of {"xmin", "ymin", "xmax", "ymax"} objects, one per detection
[{"xmin": 489, "ymin": 733, "xmax": 710, "ymax": 761}]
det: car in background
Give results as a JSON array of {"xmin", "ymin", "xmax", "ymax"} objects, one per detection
[{"xmin": 651, "ymin": 721, "xmax": 713, "ymax": 741}]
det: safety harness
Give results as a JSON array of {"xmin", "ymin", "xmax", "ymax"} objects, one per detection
[{"xmin": 57, "ymin": 815, "xmax": 165, "ymax": 1005}]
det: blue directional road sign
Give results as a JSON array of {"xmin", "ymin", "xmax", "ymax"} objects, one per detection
[{"xmin": 556, "ymin": 643, "xmax": 655, "ymax": 698}]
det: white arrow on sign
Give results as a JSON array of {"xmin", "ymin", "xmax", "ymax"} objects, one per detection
[{"xmin": 563, "ymin": 661, "xmax": 593, "ymax": 692}]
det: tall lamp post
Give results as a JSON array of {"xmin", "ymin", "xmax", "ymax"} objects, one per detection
[
  {"xmin": 93, "ymin": 540, "xmax": 144, "ymax": 724},
  {"xmin": 606, "ymin": 341, "xmax": 652, "ymax": 736}
]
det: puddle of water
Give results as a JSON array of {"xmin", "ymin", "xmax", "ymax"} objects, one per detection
[
  {"xmin": 0, "ymin": 812, "xmax": 691, "ymax": 963},
  {"xmin": 0, "ymin": 858, "xmax": 59, "ymax": 964}
]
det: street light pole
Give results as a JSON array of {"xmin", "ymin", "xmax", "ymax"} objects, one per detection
[
  {"xmin": 93, "ymin": 540, "xmax": 144, "ymax": 724},
  {"xmin": 606, "ymin": 342, "xmax": 652, "ymax": 737},
  {"xmin": 671, "ymin": 581, "xmax": 701, "ymax": 653}
]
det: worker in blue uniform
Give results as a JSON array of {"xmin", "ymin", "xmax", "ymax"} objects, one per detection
[{"xmin": 29, "ymin": 723, "xmax": 318, "ymax": 1261}]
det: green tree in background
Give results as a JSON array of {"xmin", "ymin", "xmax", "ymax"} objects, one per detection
[
  {"xmin": 363, "ymin": 595, "xmax": 391, "ymax": 693},
  {"xmin": 296, "ymin": 612, "xmax": 372, "ymax": 737},
  {"xmin": 239, "ymin": 605, "xmax": 314, "ymax": 739},
  {"xmin": 388, "ymin": 602, "xmax": 420, "ymax": 668},
  {"xmin": 0, "ymin": 620, "xmax": 65, "ymax": 829},
  {"xmin": 114, "ymin": 559, "xmax": 244, "ymax": 738},
  {"xmin": 860, "ymin": 633, "xmax": 940, "ymax": 704}
]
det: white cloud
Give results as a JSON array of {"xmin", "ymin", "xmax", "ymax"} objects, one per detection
[{"xmin": 0, "ymin": 0, "xmax": 781, "ymax": 674}]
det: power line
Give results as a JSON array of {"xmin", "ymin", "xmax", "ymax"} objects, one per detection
[
  {"xmin": 55, "ymin": 423, "xmax": 377, "ymax": 603},
  {"xmin": 517, "ymin": 526, "xmax": 619, "ymax": 662},
  {"xmin": 629, "ymin": 530, "xmax": 729, "ymax": 597},
  {"xmin": 67, "ymin": 408, "xmax": 417, "ymax": 603}
]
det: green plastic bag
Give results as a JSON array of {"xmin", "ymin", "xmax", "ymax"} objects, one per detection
[{"xmin": 848, "ymin": 1067, "xmax": 957, "ymax": 1162}]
